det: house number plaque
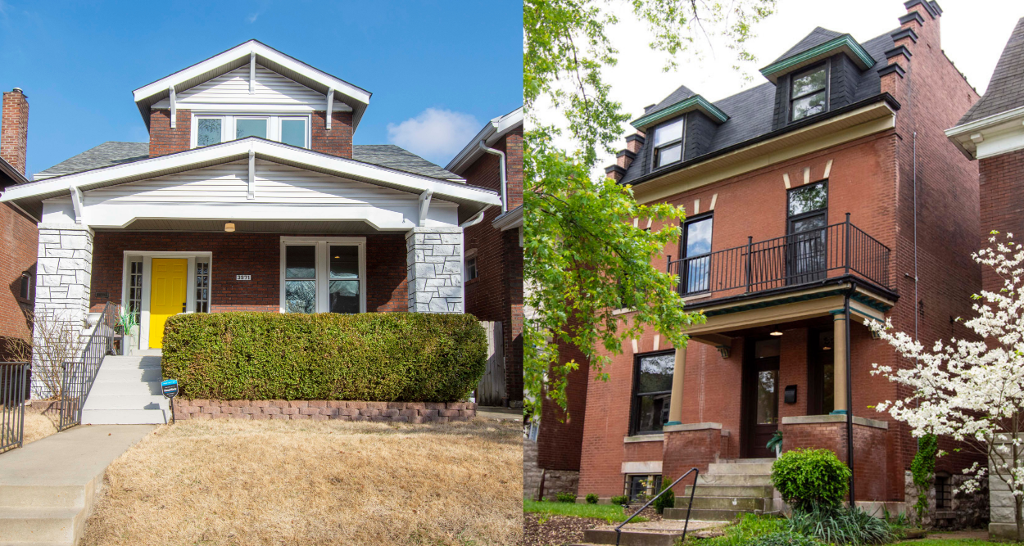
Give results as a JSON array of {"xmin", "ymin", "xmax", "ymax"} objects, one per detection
[{"xmin": 236, "ymin": 275, "xmax": 251, "ymax": 281}]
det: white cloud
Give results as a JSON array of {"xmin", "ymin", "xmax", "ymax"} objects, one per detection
[{"xmin": 387, "ymin": 108, "xmax": 479, "ymax": 165}]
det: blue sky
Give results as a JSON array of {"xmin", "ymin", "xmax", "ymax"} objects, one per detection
[{"xmin": 0, "ymin": 0, "xmax": 522, "ymax": 176}]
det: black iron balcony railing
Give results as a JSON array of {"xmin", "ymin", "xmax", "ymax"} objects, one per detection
[{"xmin": 668, "ymin": 214, "xmax": 891, "ymax": 298}]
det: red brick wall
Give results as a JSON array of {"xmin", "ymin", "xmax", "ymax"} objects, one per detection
[
  {"xmin": 978, "ymin": 149, "xmax": 1024, "ymax": 293},
  {"xmin": 463, "ymin": 129, "xmax": 524, "ymax": 403},
  {"xmin": 149, "ymin": 109, "xmax": 192, "ymax": 157},
  {"xmin": 147, "ymin": 109, "xmax": 353, "ymax": 159},
  {"xmin": 89, "ymin": 231, "xmax": 406, "ymax": 313},
  {"xmin": 781, "ymin": 420, "xmax": 889, "ymax": 502},
  {"xmin": 537, "ymin": 334, "xmax": 590, "ymax": 471},
  {"xmin": 662, "ymin": 428, "xmax": 722, "ymax": 481},
  {"xmin": 310, "ymin": 111, "xmax": 353, "ymax": 159},
  {"xmin": 0, "ymin": 203, "xmax": 37, "ymax": 344}
]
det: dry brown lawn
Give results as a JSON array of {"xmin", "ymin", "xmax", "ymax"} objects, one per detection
[
  {"xmin": 0, "ymin": 405, "xmax": 57, "ymax": 448},
  {"xmin": 82, "ymin": 418, "xmax": 523, "ymax": 546}
]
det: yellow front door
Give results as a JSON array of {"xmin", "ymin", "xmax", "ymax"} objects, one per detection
[{"xmin": 149, "ymin": 258, "xmax": 188, "ymax": 349}]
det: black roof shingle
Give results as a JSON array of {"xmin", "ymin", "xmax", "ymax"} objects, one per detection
[{"xmin": 957, "ymin": 17, "xmax": 1024, "ymax": 125}]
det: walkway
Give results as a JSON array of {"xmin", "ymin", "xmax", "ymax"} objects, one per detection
[{"xmin": 0, "ymin": 424, "xmax": 155, "ymax": 545}]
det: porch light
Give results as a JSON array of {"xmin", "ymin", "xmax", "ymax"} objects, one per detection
[
  {"xmin": 225, "ymin": 222, "xmax": 235, "ymax": 233},
  {"xmin": 769, "ymin": 330, "xmax": 783, "ymax": 337}
]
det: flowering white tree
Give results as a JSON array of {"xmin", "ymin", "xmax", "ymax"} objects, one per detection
[{"xmin": 870, "ymin": 233, "xmax": 1024, "ymax": 540}]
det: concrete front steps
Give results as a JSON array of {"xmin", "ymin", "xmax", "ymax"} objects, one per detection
[
  {"xmin": 664, "ymin": 459, "xmax": 778, "ymax": 522},
  {"xmin": 81, "ymin": 355, "xmax": 168, "ymax": 425}
]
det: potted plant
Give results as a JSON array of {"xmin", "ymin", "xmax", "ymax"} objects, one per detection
[
  {"xmin": 766, "ymin": 430, "xmax": 784, "ymax": 457},
  {"xmin": 116, "ymin": 310, "xmax": 139, "ymax": 356}
]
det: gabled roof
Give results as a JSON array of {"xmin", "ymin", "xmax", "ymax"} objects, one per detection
[
  {"xmin": 0, "ymin": 156, "xmax": 29, "ymax": 188},
  {"xmin": 132, "ymin": 40, "xmax": 371, "ymax": 129},
  {"xmin": 33, "ymin": 142, "xmax": 461, "ymax": 182},
  {"xmin": 771, "ymin": 27, "xmax": 844, "ymax": 65},
  {"xmin": 3, "ymin": 138, "xmax": 500, "ymax": 220},
  {"xmin": 34, "ymin": 142, "xmax": 150, "ymax": 180},
  {"xmin": 760, "ymin": 31, "xmax": 875, "ymax": 84},
  {"xmin": 445, "ymin": 107, "xmax": 523, "ymax": 175},
  {"xmin": 956, "ymin": 17, "xmax": 1024, "ymax": 125}
]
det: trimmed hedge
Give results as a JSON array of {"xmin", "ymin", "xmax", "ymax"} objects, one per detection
[{"xmin": 161, "ymin": 312, "xmax": 487, "ymax": 402}]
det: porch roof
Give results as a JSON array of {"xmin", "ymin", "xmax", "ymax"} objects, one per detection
[{"xmin": 1, "ymin": 138, "xmax": 501, "ymax": 223}]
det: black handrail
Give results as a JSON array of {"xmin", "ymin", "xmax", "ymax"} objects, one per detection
[
  {"xmin": 615, "ymin": 467, "xmax": 699, "ymax": 546},
  {"xmin": 0, "ymin": 362, "xmax": 30, "ymax": 452},
  {"xmin": 668, "ymin": 216, "xmax": 892, "ymax": 297},
  {"xmin": 58, "ymin": 301, "xmax": 119, "ymax": 431}
]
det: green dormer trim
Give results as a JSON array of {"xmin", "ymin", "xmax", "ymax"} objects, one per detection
[
  {"xmin": 631, "ymin": 94, "xmax": 729, "ymax": 130},
  {"xmin": 760, "ymin": 35, "xmax": 876, "ymax": 83}
]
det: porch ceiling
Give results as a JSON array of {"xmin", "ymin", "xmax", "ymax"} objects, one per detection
[{"xmin": 111, "ymin": 219, "xmax": 383, "ymax": 234}]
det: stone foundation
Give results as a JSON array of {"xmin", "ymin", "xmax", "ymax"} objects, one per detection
[
  {"xmin": 524, "ymin": 438, "xmax": 580, "ymax": 501},
  {"xmin": 171, "ymin": 399, "xmax": 475, "ymax": 422},
  {"xmin": 904, "ymin": 471, "xmax": 988, "ymax": 530}
]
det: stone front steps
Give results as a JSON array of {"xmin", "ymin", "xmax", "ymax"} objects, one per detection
[
  {"xmin": 81, "ymin": 355, "xmax": 168, "ymax": 425},
  {"xmin": 664, "ymin": 459, "xmax": 778, "ymax": 522}
]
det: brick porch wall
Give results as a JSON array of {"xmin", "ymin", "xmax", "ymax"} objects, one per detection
[
  {"xmin": 171, "ymin": 399, "xmax": 474, "ymax": 422},
  {"xmin": 89, "ymin": 231, "xmax": 407, "ymax": 313},
  {"xmin": 781, "ymin": 417, "xmax": 890, "ymax": 502}
]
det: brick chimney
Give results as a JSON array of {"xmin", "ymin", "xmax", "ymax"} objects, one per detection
[
  {"xmin": 1, "ymin": 88, "xmax": 29, "ymax": 175},
  {"xmin": 605, "ymin": 133, "xmax": 645, "ymax": 182}
]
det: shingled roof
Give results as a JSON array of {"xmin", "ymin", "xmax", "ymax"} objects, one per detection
[
  {"xmin": 33, "ymin": 142, "xmax": 460, "ymax": 181},
  {"xmin": 957, "ymin": 17, "xmax": 1024, "ymax": 125},
  {"xmin": 620, "ymin": 27, "xmax": 896, "ymax": 185}
]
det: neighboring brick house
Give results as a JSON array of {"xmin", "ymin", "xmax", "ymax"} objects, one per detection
[
  {"xmin": 0, "ymin": 41, "xmax": 501, "ymax": 413},
  {"xmin": 445, "ymin": 108, "xmax": 523, "ymax": 407},
  {"xmin": 0, "ymin": 88, "xmax": 39, "ymax": 358},
  {"xmin": 573, "ymin": 1, "xmax": 984, "ymax": 520},
  {"xmin": 946, "ymin": 16, "xmax": 1024, "ymax": 539}
]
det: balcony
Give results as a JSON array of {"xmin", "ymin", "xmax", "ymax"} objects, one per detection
[{"xmin": 668, "ymin": 215, "xmax": 892, "ymax": 302}]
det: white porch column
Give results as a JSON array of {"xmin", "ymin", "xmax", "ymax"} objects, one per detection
[
  {"xmin": 405, "ymin": 227, "xmax": 463, "ymax": 313},
  {"xmin": 32, "ymin": 223, "xmax": 94, "ymax": 396},
  {"xmin": 832, "ymin": 312, "xmax": 848, "ymax": 414}
]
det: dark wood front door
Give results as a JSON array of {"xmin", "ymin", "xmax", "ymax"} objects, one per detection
[{"xmin": 744, "ymin": 338, "xmax": 781, "ymax": 458}]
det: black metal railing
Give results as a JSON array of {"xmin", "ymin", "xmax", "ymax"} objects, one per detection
[
  {"xmin": 668, "ymin": 214, "xmax": 891, "ymax": 297},
  {"xmin": 0, "ymin": 362, "xmax": 30, "ymax": 452},
  {"xmin": 615, "ymin": 467, "xmax": 699, "ymax": 546},
  {"xmin": 57, "ymin": 302, "xmax": 119, "ymax": 431}
]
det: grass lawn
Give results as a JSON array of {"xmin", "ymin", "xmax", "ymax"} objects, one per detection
[
  {"xmin": 522, "ymin": 499, "xmax": 646, "ymax": 524},
  {"xmin": 0, "ymin": 405, "xmax": 57, "ymax": 449},
  {"xmin": 81, "ymin": 418, "xmax": 522, "ymax": 546}
]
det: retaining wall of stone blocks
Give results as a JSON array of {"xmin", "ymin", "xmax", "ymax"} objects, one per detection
[{"xmin": 171, "ymin": 399, "xmax": 475, "ymax": 422}]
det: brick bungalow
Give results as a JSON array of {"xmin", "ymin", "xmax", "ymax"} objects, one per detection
[
  {"xmin": 570, "ymin": 0, "xmax": 984, "ymax": 520},
  {"xmin": 445, "ymin": 108, "xmax": 524, "ymax": 407},
  {"xmin": 0, "ymin": 88, "xmax": 39, "ymax": 359},
  {"xmin": 0, "ymin": 41, "xmax": 500, "ymax": 400},
  {"xmin": 946, "ymin": 16, "xmax": 1024, "ymax": 538}
]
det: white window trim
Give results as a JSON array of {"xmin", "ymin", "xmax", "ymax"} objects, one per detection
[
  {"xmin": 190, "ymin": 113, "xmax": 311, "ymax": 149},
  {"xmin": 279, "ymin": 236, "xmax": 366, "ymax": 314},
  {"xmin": 121, "ymin": 251, "xmax": 213, "ymax": 351}
]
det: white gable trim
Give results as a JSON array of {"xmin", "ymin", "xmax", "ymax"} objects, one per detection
[
  {"xmin": 133, "ymin": 40, "xmax": 370, "ymax": 108},
  {"xmin": 445, "ymin": 107, "xmax": 523, "ymax": 174},
  {"xmin": 2, "ymin": 138, "xmax": 501, "ymax": 209}
]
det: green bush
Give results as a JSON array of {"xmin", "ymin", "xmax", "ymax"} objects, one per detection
[
  {"xmin": 585, "ymin": 493, "xmax": 599, "ymax": 504},
  {"xmin": 703, "ymin": 514, "xmax": 786, "ymax": 546},
  {"xmin": 910, "ymin": 434, "xmax": 937, "ymax": 522},
  {"xmin": 652, "ymin": 482, "xmax": 674, "ymax": 514},
  {"xmin": 747, "ymin": 531, "xmax": 824, "ymax": 546},
  {"xmin": 610, "ymin": 495, "xmax": 629, "ymax": 506},
  {"xmin": 786, "ymin": 504, "xmax": 899, "ymax": 545},
  {"xmin": 771, "ymin": 449, "xmax": 851, "ymax": 511},
  {"xmin": 161, "ymin": 312, "xmax": 487, "ymax": 402},
  {"xmin": 555, "ymin": 492, "xmax": 576, "ymax": 503}
]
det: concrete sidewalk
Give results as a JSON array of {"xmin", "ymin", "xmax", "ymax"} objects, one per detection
[
  {"xmin": 0, "ymin": 424, "xmax": 155, "ymax": 546},
  {"xmin": 476, "ymin": 406, "xmax": 523, "ymax": 421}
]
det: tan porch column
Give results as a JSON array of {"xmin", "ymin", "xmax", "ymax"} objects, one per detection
[
  {"xmin": 666, "ymin": 343, "xmax": 687, "ymax": 425},
  {"xmin": 832, "ymin": 312, "xmax": 848, "ymax": 414}
]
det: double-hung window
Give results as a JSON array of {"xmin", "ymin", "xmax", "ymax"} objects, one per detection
[
  {"xmin": 790, "ymin": 64, "xmax": 828, "ymax": 121},
  {"xmin": 652, "ymin": 117, "xmax": 684, "ymax": 169},
  {"xmin": 192, "ymin": 114, "xmax": 310, "ymax": 148},
  {"xmin": 681, "ymin": 214, "xmax": 713, "ymax": 294},
  {"xmin": 281, "ymin": 237, "xmax": 366, "ymax": 314},
  {"xmin": 631, "ymin": 351, "xmax": 675, "ymax": 434}
]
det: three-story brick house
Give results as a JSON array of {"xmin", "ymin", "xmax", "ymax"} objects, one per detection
[{"xmin": 578, "ymin": 0, "xmax": 982, "ymax": 519}]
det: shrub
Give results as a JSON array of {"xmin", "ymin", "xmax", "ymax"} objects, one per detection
[
  {"xmin": 703, "ymin": 514, "xmax": 786, "ymax": 546},
  {"xmin": 610, "ymin": 495, "xmax": 629, "ymax": 506},
  {"xmin": 910, "ymin": 434, "xmax": 937, "ymax": 523},
  {"xmin": 652, "ymin": 482, "xmax": 674, "ymax": 514},
  {"xmin": 555, "ymin": 492, "xmax": 576, "ymax": 503},
  {"xmin": 747, "ymin": 531, "xmax": 824, "ymax": 546},
  {"xmin": 585, "ymin": 493, "xmax": 599, "ymax": 504},
  {"xmin": 771, "ymin": 448, "xmax": 851, "ymax": 511},
  {"xmin": 786, "ymin": 504, "xmax": 898, "ymax": 545},
  {"xmin": 161, "ymin": 312, "xmax": 487, "ymax": 402}
]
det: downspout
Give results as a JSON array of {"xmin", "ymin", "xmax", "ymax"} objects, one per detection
[
  {"xmin": 844, "ymin": 286, "xmax": 855, "ymax": 506},
  {"xmin": 460, "ymin": 210, "xmax": 486, "ymax": 229},
  {"xmin": 478, "ymin": 141, "xmax": 507, "ymax": 213},
  {"xmin": 913, "ymin": 131, "xmax": 919, "ymax": 345}
]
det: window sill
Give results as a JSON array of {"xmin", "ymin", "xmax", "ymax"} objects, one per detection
[
  {"xmin": 466, "ymin": 277, "xmax": 480, "ymax": 285},
  {"xmin": 623, "ymin": 433, "xmax": 665, "ymax": 443}
]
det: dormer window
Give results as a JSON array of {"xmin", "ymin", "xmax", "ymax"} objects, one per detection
[
  {"xmin": 790, "ymin": 64, "xmax": 828, "ymax": 121},
  {"xmin": 192, "ymin": 114, "xmax": 310, "ymax": 149},
  {"xmin": 652, "ymin": 117, "xmax": 684, "ymax": 168}
]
